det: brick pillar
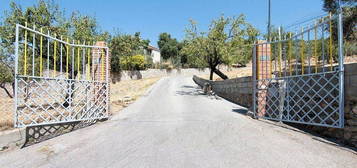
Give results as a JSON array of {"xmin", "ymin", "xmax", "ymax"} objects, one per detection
[
  {"xmin": 92, "ymin": 41, "xmax": 109, "ymax": 82},
  {"xmin": 92, "ymin": 41, "xmax": 111, "ymax": 115},
  {"xmin": 256, "ymin": 41, "xmax": 271, "ymax": 117}
]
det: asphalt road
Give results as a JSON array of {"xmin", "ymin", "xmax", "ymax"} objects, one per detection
[{"xmin": 0, "ymin": 76, "xmax": 356, "ymax": 168}]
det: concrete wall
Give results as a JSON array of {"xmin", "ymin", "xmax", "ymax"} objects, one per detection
[
  {"xmin": 193, "ymin": 75, "xmax": 253, "ymax": 109},
  {"xmin": 192, "ymin": 63, "xmax": 357, "ymax": 148},
  {"xmin": 111, "ymin": 68, "xmax": 210, "ymax": 83}
]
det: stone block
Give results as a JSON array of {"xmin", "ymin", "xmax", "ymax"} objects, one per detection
[{"xmin": 346, "ymin": 119, "xmax": 357, "ymax": 126}]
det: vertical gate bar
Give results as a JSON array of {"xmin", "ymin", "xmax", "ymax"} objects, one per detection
[
  {"xmin": 60, "ymin": 36, "xmax": 63, "ymax": 75},
  {"xmin": 40, "ymin": 28, "xmax": 43, "ymax": 77},
  {"xmin": 288, "ymin": 33, "xmax": 292, "ymax": 76},
  {"xmin": 14, "ymin": 24, "xmax": 19, "ymax": 127},
  {"xmin": 307, "ymin": 28, "xmax": 311, "ymax": 74},
  {"xmin": 82, "ymin": 41, "xmax": 85, "ymax": 79},
  {"xmin": 321, "ymin": 19, "xmax": 326, "ymax": 73},
  {"xmin": 106, "ymin": 47, "xmax": 110, "ymax": 117},
  {"xmin": 337, "ymin": 12, "xmax": 344, "ymax": 128},
  {"xmin": 278, "ymin": 27, "xmax": 282, "ymax": 77},
  {"xmin": 257, "ymin": 43, "xmax": 260, "ymax": 80},
  {"xmin": 53, "ymin": 35, "xmax": 57, "ymax": 78},
  {"xmin": 72, "ymin": 40, "xmax": 75, "ymax": 79},
  {"xmin": 269, "ymin": 42, "xmax": 272, "ymax": 78},
  {"xmin": 329, "ymin": 12, "xmax": 333, "ymax": 71},
  {"xmin": 77, "ymin": 40, "xmax": 80, "ymax": 79},
  {"xmin": 300, "ymin": 27, "xmax": 305, "ymax": 75},
  {"xmin": 87, "ymin": 43, "xmax": 90, "ymax": 80},
  {"xmin": 47, "ymin": 30, "xmax": 50, "ymax": 77},
  {"xmin": 314, "ymin": 21, "xmax": 318, "ymax": 73},
  {"xmin": 24, "ymin": 22, "xmax": 27, "ymax": 76},
  {"xmin": 66, "ymin": 38, "xmax": 69, "ymax": 79},
  {"xmin": 32, "ymin": 25, "xmax": 35, "ymax": 76},
  {"xmin": 295, "ymin": 35, "xmax": 298, "ymax": 75},
  {"xmin": 252, "ymin": 44, "xmax": 257, "ymax": 118},
  {"xmin": 92, "ymin": 47, "xmax": 95, "ymax": 81},
  {"xmin": 274, "ymin": 39, "xmax": 277, "ymax": 78},
  {"xmin": 284, "ymin": 36, "xmax": 287, "ymax": 77}
]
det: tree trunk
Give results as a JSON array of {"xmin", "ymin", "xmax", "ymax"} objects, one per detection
[
  {"xmin": 0, "ymin": 84, "xmax": 13, "ymax": 98},
  {"xmin": 213, "ymin": 68, "xmax": 228, "ymax": 80},
  {"xmin": 209, "ymin": 69, "xmax": 214, "ymax": 80}
]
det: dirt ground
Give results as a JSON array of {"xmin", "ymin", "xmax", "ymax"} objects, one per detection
[{"xmin": 110, "ymin": 77, "xmax": 162, "ymax": 115}]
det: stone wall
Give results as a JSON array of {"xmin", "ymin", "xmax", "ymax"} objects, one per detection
[
  {"xmin": 111, "ymin": 68, "xmax": 211, "ymax": 83},
  {"xmin": 192, "ymin": 63, "xmax": 357, "ymax": 148},
  {"xmin": 193, "ymin": 75, "xmax": 253, "ymax": 108}
]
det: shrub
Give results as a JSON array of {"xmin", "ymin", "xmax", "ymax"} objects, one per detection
[{"xmin": 120, "ymin": 55, "xmax": 146, "ymax": 70}]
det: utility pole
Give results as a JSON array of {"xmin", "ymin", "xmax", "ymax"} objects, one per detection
[{"xmin": 267, "ymin": 0, "xmax": 271, "ymax": 42}]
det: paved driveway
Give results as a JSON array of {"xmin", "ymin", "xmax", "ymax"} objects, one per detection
[{"xmin": 0, "ymin": 76, "xmax": 356, "ymax": 168}]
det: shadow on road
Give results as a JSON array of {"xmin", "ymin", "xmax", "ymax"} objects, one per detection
[
  {"xmin": 176, "ymin": 85, "xmax": 221, "ymax": 100},
  {"xmin": 175, "ymin": 85, "xmax": 205, "ymax": 96},
  {"xmin": 22, "ymin": 120, "xmax": 97, "ymax": 148},
  {"xmin": 232, "ymin": 108, "xmax": 248, "ymax": 115}
]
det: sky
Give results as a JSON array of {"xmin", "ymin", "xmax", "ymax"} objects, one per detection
[{"xmin": 0, "ymin": 0, "xmax": 325, "ymax": 47}]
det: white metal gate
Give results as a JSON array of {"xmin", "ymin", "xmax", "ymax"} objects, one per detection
[
  {"xmin": 14, "ymin": 24, "xmax": 109, "ymax": 127},
  {"xmin": 253, "ymin": 12, "xmax": 344, "ymax": 128}
]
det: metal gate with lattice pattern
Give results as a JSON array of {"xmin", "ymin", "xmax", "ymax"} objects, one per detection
[
  {"xmin": 14, "ymin": 24, "xmax": 109, "ymax": 127},
  {"xmin": 252, "ymin": 12, "xmax": 344, "ymax": 128}
]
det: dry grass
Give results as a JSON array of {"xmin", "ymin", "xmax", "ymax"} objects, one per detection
[
  {"xmin": 110, "ymin": 77, "xmax": 162, "ymax": 115},
  {"xmin": 0, "ymin": 83, "xmax": 14, "ymax": 131},
  {"xmin": 199, "ymin": 63, "xmax": 253, "ymax": 81}
]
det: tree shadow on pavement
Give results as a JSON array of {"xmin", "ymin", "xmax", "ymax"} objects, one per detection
[
  {"xmin": 176, "ymin": 85, "xmax": 221, "ymax": 100},
  {"xmin": 232, "ymin": 108, "xmax": 248, "ymax": 115},
  {"xmin": 21, "ymin": 120, "xmax": 98, "ymax": 148},
  {"xmin": 175, "ymin": 85, "xmax": 205, "ymax": 96}
]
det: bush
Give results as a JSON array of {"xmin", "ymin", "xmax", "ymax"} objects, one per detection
[{"xmin": 120, "ymin": 55, "xmax": 146, "ymax": 70}]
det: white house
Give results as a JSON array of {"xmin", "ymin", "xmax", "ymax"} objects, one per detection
[{"xmin": 145, "ymin": 45, "xmax": 161, "ymax": 63}]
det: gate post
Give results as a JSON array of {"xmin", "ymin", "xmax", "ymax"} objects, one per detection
[
  {"xmin": 255, "ymin": 41, "xmax": 271, "ymax": 117},
  {"xmin": 14, "ymin": 24, "xmax": 19, "ymax": 127},
  {"xmin": 92, "ymin": 41, "xmax": 110, "ymax": 117},
  {"xmin": 337, "ymin": 11, "xmax": 344, "ymax": 128}
]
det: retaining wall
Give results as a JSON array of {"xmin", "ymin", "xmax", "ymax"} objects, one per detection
[
  {"xmin": 193, "ymin": 75, "xmax": 253, "ymax": 109},
  {"xmin": 112, "ymin": 68, "xmax": 210, "ymax": 82}
]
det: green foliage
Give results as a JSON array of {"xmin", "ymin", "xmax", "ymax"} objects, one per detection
[
  {"xmin": 157, "ymin": 33, "xmax": 186, "ymax": 68},
  {"xmin": 345, "ymin": 41, "xmax": 357, "ymax": 56},
  {"xmin": 157, "ymin": 33, "xmax": 180, "ymax": 60},
  {"xmin": 323, "ymin": 0, "xmax": 356, "ymax": 41},
  {"xmin": 109, "ymin": 32, "xmax": 149, "ymax": 72},
  {"xmin": 181, "ymin": 14, "xmax": 259, "ymax": 79},
  {"xmin": 0, "ymin": 62, "xmax": 13, "ymax": 84},
  {"xmin": 0, "ymin": 0, "xmax": 110, "ymax": 80},
  {"xmin": 120, "ymin": 54, "xmax": 146, "ymax": 71}
]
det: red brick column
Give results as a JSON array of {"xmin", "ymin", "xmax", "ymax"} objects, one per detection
[
  {"xmin": 92, "ymin": 41, "xmax": 109, "ymax": 82},
  {"xmin": 256, "ymin": 41, "xmax": 271, "ymax": 117},
  {"xmin": 92, "ymin": 41, "xmax": 111, "ymax": 115}
]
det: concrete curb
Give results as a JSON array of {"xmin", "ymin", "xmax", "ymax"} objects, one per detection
[{"xmin": 0, "ymin": 128, "xmax": 26, "ymax": 152}]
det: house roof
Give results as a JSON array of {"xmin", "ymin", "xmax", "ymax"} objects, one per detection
[{"xmin": 147, "ymin": 45, "xmax": 160, "ymax": 52}]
